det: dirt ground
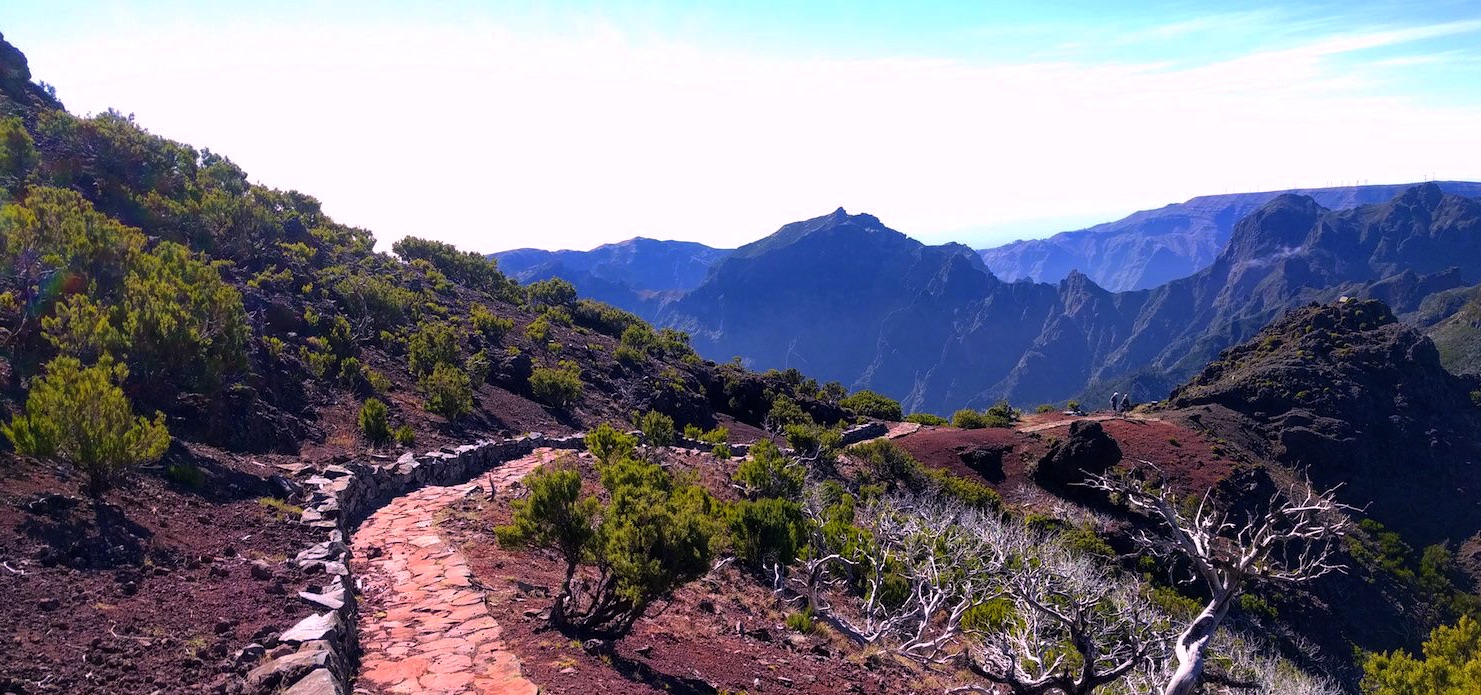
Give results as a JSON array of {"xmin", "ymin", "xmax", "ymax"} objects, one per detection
[{"xmin": 0, "ymin": 444, "xmax": 317, "ymax": 695}]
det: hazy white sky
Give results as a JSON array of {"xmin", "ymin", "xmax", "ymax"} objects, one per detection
[{"xmin": 5, "ymin": 1, "xmax": 1481, "ymax": 252}]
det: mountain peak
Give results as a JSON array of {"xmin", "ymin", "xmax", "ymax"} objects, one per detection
[{"xmin": 730, "ymin": 208, "xmax": 899, "ymax": 259}]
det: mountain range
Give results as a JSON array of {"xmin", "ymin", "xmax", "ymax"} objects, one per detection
[
  {"xmin": 501, "ymin": 185, "xmax": 1481, "ymax": 414},
  {"xmin": 979, "ymin": 181, "xmax": 1481, "ymax": 291}
]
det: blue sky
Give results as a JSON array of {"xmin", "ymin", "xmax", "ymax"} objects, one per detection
[{"xmin": 4, "ymin": 1, "xmax": 1480, "ymax": 252}]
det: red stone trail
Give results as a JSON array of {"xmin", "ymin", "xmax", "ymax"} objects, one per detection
[{"xmin": 351, "ymin": 449, "xmax": 555, "ymax": 694}]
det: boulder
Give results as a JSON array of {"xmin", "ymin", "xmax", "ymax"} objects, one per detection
[{"xmin": 1030, "ymin": 420, "xmax": 1121, "ymax": 487}]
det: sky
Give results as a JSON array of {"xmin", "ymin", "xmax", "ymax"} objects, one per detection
[{"xmin": 4, "ymin": 1, "xmax": 1481, "ymax": 253}]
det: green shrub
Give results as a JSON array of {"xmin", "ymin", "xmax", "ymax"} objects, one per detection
[
  {"xmin": 982, "ymin": 400, "xmax": 1016, "ymax": 427},
  {"xmin": 571, "ymin": 298, "xmax": 643, "ymax": 337},
  {"xmin": 392, "ymin": 236, "xmax": 518, "ymax": 298},
  {"xmin": 764, "ymin": 395, "xmax": 813, "ymax": 432},
  {"xmin": 421, "ymin": 363, "xmax": 473, "ymax": 419},
  {"xmin": 364, "ymin": 367, "xmax": 392, "ymax": 393},
  {"xmin": 711, "ymin": 443, "xmax": 732, "ymax": 458},
  {"xmin": 728, "ymin": 498, "xmax": 806, "ymax": 569},
  {"xmin": 850, "ymin": 439, "xmax": 924, "ymax": 490},
  {"xmin": 469, "ymin": 303, "xmax": 513, "ymax": 343},
  {"xmin": 733, "ymin": 439, "xmax": 805, "ymax": 499},
  {"xmin": 1364, "ymin": 617, "xmax": 1481, "ymax": 694},
  {"xmin": 497, "ymin": 457, "xmax": 718, "ymax": 638},
  {"xmin": 524, "ymin": 315, "xmax": 550, "ymax": 342},
  {"xmin": 614, "ymin": 343, "xmax": 644, "ymax": 367},
  {"xmin": 587, "ymin": 423, "xmax": 638, "ymax": 463},
  {"xmin": 165, "ymin": 462, "xmax": 205, "ymax": 488},
  {"xmin": 952, "ymin": 408, "xmax": 989, "ymax": 429},
  {"xmin": 407, "ymin": 321, "xmax": 461, "ymax": 376},
  {"xmin": 784, "ymin": 423, "xmax": 842, "ymax": 461},
  {"xmin": 42, "ymin": 294, "xmax": 122, "ymax": 362},
  {"xmin": 466, "ymin": 349, "xmax": 493, "ymax": 384},
  {"xmin": 525, "ymin": 277, "xmax": 577, "ymax": 309},
  {"xmin": 924, "ymin": 469, "xmax": 1002, "ymax": 511},
  {"xmin": 359, "ymin": 398, "xmax": 391, "ymax": 443},
  {"xmin": 3, "ymin": 356, "xmax": 170, "ymax": 496},
  {"xmin": 529, "ymin": 361, "xmax": 583, "ymax": 408},
  {"xmin": 904, "ymin": 412, "xmax": 948, "ymax": 426},
  {"xmin": 637, "ymin": 410, "xmax": 675, "ymax": 447},
  {"xmin": 839, "ymin": 389, "xmax": 902, "ymax": 421},
  {"xmin": 1035, "ymin": 404, "xmax": 1055, "ymax": 414},
  {"xmin": 785, "ymin": 607, "xmax": 816, "ymax": 634},
  {"xmin": 394, "ymin": 425, "xmax": 415, "ymax": 446},
  {"xmin": 122, "ymin": 241, "xmax": 250, "ymax": 394}
]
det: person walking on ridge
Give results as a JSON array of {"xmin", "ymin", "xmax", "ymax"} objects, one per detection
[{"xmin": 1110, "ymin": 392, "xmax": 1120, "ymax": 415}]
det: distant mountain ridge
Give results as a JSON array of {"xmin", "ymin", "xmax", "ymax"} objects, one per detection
[
  {"xmin": 978, "ymin": 181, "xmax": 1481, "ymax": 291},
  {"xmin": 655, "ymin": 185, "xmax": 1481, "ymax": 413},
  {"xmin": 493, "ymin": 237, "xmax": 731, "ymax": 317}
]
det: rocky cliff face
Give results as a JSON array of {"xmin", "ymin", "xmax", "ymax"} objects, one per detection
[
  {"xmin": 1170, "ymin": 299, "xmax": 1481, "ymax": 548},
  {"xmin": 978, "ymin": 181, "xmax": 1481, "ymax": 291}
]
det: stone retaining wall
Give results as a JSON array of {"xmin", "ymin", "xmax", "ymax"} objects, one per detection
[
  {"xmin": 246, "ymin": 420, "xmax": 886, "ymax": 694},
  {"xmin": 244, "ymin": 434, "xmax": 584, "ymax": 695}
]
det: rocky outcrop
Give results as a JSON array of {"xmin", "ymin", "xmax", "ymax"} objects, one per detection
[
  {"xmin": 1029, "ymin": 420, "xmax": 1122, "ymax": 487},
  {"xmin": 1170, "ymin": 298, "xmax": 1481, "ymax": 549}
]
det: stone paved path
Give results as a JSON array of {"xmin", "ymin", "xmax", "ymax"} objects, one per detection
[{"xmin": 352, "ymin": 449, "xmax": 556, "ymax": 694}]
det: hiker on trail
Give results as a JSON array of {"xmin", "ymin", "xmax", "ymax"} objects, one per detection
[
  {"xmin": 1110, "ymin": 392, "xmax": 1120, "ymax": 414},
  {"xmin": 1121, "ymin": 394, "xmax": 1133, "ymax": 414}
]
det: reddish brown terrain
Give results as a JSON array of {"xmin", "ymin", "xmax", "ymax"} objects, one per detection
[
  {"xmin": 892, "ymin": 412, "xmax": 1241, "ymax": 506},
  {"xmin": 0, "ymin": 448, "xmax": 316, "ymax": 694}
]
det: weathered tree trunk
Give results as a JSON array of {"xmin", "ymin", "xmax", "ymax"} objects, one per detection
[{"xmin": 1163, "ymin": 584, "xmax": 1238, "ymax": 695}]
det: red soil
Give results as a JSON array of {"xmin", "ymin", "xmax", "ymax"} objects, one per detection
[
  {"xmin": 893, "ymin": 413, "xmax": 1241, "ymax": 506},
  {"xmin": 0, "ymin": 446, "xmax": 316, "ymax": 694}
]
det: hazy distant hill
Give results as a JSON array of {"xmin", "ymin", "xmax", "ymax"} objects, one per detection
[
  {"xmin": 493, "ymin": 238, "xmax": 730, "ymax": 317},
  {"xmin": 657, "ymin": 186, "xmax": 1481, "ymax": 413},
  {"xmin": 978, "ymin": 182, "xmax": 1481, "ymax": 291}
]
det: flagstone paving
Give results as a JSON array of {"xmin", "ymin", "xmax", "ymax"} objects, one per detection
[{"xmin": 352, "ymin": 449, "xmax": 557, "ymax": 694}]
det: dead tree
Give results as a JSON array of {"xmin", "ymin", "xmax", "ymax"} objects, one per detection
[
  {"xmin": 961, "ymin": 546, "xmax": 1171, "ymax": 695},
  {"xmin": 1085, "ymin": 464, "xmax": 1351, "ymax": 695},
  {"xmin": 795, "ymin": 495, "xmax": 1021, "ymax": 663}
]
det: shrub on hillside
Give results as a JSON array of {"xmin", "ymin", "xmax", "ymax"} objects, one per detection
[
  {"xmin": 904, "ymin": 412, "xmax": 948, "ymax": 426},
  {"xmin": 3, "ymin": 356, "xmax": 170, "ymax": 495},
  {"xmin": 359, "ymin": 398, "xmax": 391, "ymax": 443},
  {"xmin": 764, "ymin": 394, "xmax": 813, "ymax": 432},
  {"xmin": 733, "ymin": 439, "xmax": 805, "ymax": 499},
  {"xmin": 586, "ymin": 423, "xmax": 637, "ymax": 464},
  {"xmin": 469, "ymin": 303, "xmax": 513, "ymax": 343},
  {"xmin": 952, "ymin": 408, "xmax": 989, "ymax": 429},
  {"xmin": 525, "ymin": 277, "xmax": 577, "ymax": 309},
  {"xmin": 421, "ymin": 363, "xmax": 473, "ymax": 419},
  {"xmin": 840, "ymin": 389, "xmax": 903, "ymax": 421},
  {"xmin": 529, "ymin": 361, "xmax": 583, "ymax": 408},
  {"xmin": 637, "ymin": 410, "xmax": 675, "ymax": 448},
  {"xmin": 728, "ymin": 497, "xmax": 807, "ymax": 570},
  {"xmin": 850, "ymin": 439, "xmax": 925, "ymax": 490},
  {"xmin": 496, "ymin": 457, "xmax": 719, "ymax": 638},
  {"xmin": 392, "ymin": 236, "xmax": 518, "ymax": 299},
  {"xmin": 407, "ymin": 321, "xmax": 461, "ymax": 376}
]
